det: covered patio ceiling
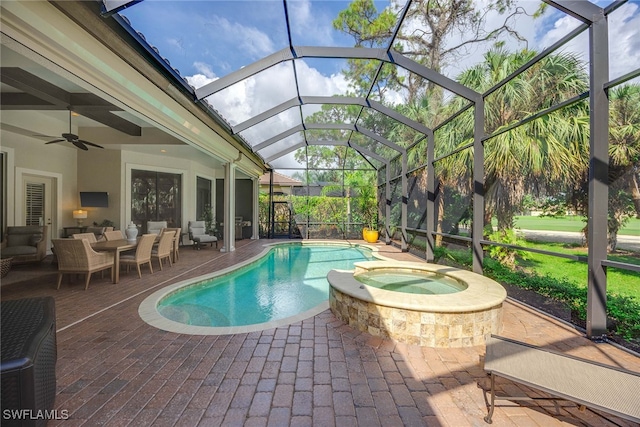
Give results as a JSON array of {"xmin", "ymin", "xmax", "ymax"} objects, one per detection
[{"xmin": 96, "ymin": 0, "xmax": 629, "ymax": 173}]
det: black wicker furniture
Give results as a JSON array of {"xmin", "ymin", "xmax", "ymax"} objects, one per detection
[{"xmin": 1, "ymin": 297, "xmax": 57, "ymax": 427}]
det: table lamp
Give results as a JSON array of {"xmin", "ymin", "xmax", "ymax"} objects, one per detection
[{"xmin": 73, "ymin": 209, "xmax": 87, "ymax": 226}]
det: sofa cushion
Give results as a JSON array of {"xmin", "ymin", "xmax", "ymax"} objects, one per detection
[
  {"xmin": 191, "ymin": 226, "xmax": 206, "ymax": 235},
  {"xmin": 7, "ymin": 234, "xmax": 31, "ymax": 247},
  {"xmin": 2, "ymin": 245, "xmax": 38, "ymax": 257},
  {"xmin": 29, "ymin": 234, "xmax": 43, "ymax": 246},
  {"xmin": 194, "ymin": 235, "xmax": 217, "ymax": 243},
  {"xmin": 6, "ymin": 226, "xmax": 46, "ymax": 247},
  {"xmin": 7, "ymin": 226, "xmax": 45, "ymax": 235}
]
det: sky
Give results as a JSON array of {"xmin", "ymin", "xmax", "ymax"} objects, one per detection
[{"xmin": 120, "ymin": 0, "xmax": 640, "ymax": 169}]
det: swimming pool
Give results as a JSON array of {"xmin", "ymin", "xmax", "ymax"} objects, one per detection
[{"xmin": 139, "ymin": 242, "xmax": 378, "ymax": 334}]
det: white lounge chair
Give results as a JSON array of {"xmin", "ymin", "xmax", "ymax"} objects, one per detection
[{"xmin": 188, "ymin": 220, "xmax": 217, "ymax": 250}]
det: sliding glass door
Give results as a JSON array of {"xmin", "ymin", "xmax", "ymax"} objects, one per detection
[
  {"xmin": 131, "ymin": 170, "xmax": 181, "ymax": 233},
  {"xmin": 196, "ymin": 176, "xmax": 212, "ymax": 221}
]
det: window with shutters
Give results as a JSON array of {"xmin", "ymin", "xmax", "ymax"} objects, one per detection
[{"xmin": 25, "ymin": 182, "xmax": 45, "ymax": 226}]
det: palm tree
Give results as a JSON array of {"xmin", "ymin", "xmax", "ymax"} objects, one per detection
[
  {"xmin": 606, "ymin": 83, "xmax": 640, "ymax": 250},
  {"xmin": 432, "ymin": 107, "xmax": 475, "ymax": 244},
  {"xmin": 450, "ymin": 47, "xmax": 590, "ymax": 233}
]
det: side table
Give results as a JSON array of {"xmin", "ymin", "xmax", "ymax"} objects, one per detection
[{"xmin": 62, "ymin": 226, "xmax": 88, "ymax": 238}]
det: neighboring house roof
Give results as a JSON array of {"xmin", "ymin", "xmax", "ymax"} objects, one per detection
[{"xmin": 259, "ymin": 172, "xmax": 303, "ymax": 187}]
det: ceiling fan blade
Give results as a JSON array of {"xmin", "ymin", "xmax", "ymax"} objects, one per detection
[
  {"xmin": 33, "ymin": 134, "xmax": 58, "ymax": 138},
  {"xmin": 72, "ymin": 141, "xmax": 89, "ymax": 151},
  {"xmin": 77, "ymin": 139, "xmax": 104, "ymax": 149},
  {"xmin": 39, "ymin": 112, "xmax": 100, "ymax": 150}
]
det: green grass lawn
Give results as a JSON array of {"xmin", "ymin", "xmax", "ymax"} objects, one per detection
[
  {"xmin": 430, "ymin": 215, "xmax": 640, "ymax": 300},
  {"xmin": 517, "ymin": 241, "xmax": 640, "ymax": 300},
  {"xmin": 512, "ymin": 215, "xmax": 640, "ymax": 236}
]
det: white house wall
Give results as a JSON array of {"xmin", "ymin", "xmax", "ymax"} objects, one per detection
[
  {"xmin": 1, "ymin": 130, "xmax": 77, "ymax": 237},
  {"xmin": 76, "ymin": 149, "xmax": 122, "ymax": 229}
]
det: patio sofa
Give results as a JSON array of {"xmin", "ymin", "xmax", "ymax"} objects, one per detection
[{"xmin": 1, "ymin": 225, "xmax": 48, "ymax": 264}]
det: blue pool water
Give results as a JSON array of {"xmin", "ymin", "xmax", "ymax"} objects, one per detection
[
  {"xmin": 158, "ymin": 244, "xmax": 374, "ymax": 327},
  {"xmin": 355, "ymin": 271, "xmax": 466, "ymax": 294}
]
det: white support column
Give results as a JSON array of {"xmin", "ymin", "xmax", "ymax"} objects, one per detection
[
  {"xmin": 252, "ymin": 177, "xmax": 259, "ymax": 239},
  {"xmin": 221, "ymin": 162, "xmax": 236, "ymax": 252}
]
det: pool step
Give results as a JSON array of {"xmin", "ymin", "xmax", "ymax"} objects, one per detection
[{"xmin": 159, "ymin": 304, "xmax": 230, "ymax": 326}]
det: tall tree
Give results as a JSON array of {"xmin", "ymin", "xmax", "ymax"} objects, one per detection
[
  {"xmin": 605, "ymin": 84, "xmax": 640, "ymax": 250},
  {"xmin": 333, "ymin": 0, "xmax": 543, "ymax": 105},
  {"xmin": 609, "ymin": 84, "xmax": 640, "ymax": 213},
  {"xmin": 445, "ymin": 47, "xmax": 590, "ymax": 232}
]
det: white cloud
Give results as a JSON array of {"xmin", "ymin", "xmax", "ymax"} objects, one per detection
[
  {"xmin": 534, "ymin": 2, "xmax": 640, "ymax": 82},
  {"xmin": 207, "ymin": 62, "xmax": 296, "ymax": 126},
  {"xmin": 166, "ymin": 38, "xmax": 184, "ymax": 51},
  {"xmin": 607, "ymin": 2, "xmax": 640, "ymax": 81},
  {"xmin": 193, "ymin": 62, "xmax": 217, "ymax": 80},
  {"xmin": 537, "ymin": 14, "xmax": 582, "ymax": 48},
  {"xmin": 288, "ymin": 0, "xmax": 335, "ymax": 45},
  {"xmin": 440, "ymin": 1, "xmax": 541, "ymax": 79},
  {"xmin": 436, "ymin": 1, "xmax": 640, "ymax": 85},
  {"xmin": 208, "ymin": 15, "xmax": 275, "ymax": 60},
  {"xmin": 289, "ymin": 0, "xmax": 312, "ymax": 29},
  {"xmin": 184, "ymin": 59, "xmax": 349, "ymax": 156},
  {"xmin": 185, "ymin": 73, "xmax": 212, "ymax": 90},
  {"xmin": 296, "ymin": 60, "xmax": 348, "ymax": 96}
]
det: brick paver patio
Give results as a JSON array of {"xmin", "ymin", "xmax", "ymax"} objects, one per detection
[{"xmin": 1, "ymin": 239, "xmax": 638, "ymax": 426}]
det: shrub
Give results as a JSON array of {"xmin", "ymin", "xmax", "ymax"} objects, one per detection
[
  {"xmin": 433, "ymin": 246, "xmax": 472, "ymax": 267},
  {"xmin": 485, "ymin": 229, "xmax": 528, "ymax": 268},
  {"xmin": 483, "ymin": 258, "xmax": 639, "ymax": 341},
  {"xmin": 607, "ymin": 294, "xmax": 640, "ymax": 340}
]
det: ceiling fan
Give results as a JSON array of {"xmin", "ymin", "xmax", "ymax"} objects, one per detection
[{"xmin": 38, "ymin": 110, "xmax": 104, "ymax": 150}]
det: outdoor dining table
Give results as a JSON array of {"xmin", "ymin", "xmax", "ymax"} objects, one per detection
[{"xmin": 91, "ymin": 239, "xmax": 137, "ymax": 284}]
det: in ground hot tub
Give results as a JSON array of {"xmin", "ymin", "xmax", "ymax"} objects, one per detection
[{"xmin": 328, "ymin": 261, "xmax": 507, "ymax": 348}]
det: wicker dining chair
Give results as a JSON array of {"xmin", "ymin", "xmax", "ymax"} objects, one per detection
[
  {"xmin": 119, "ymin": 233, "xmax": 156, "ymax": 278},
  {"xmin": 161, "ymin": 227, "xmax": 182, "ymax": 262},
  {"xmin": 71, "ymin": 232, "xmax": 97, "ymax": 243},
  {"xmin": 151, "ymin": 230, "xmax": 175, "ymax": 270},
  {"xmin": 53, "ymin": 238, "xmax": 114, "ymax": 290},
  {"xmin": 104, "ymin": 230, "xmax": 126, "ymax": 241}
]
